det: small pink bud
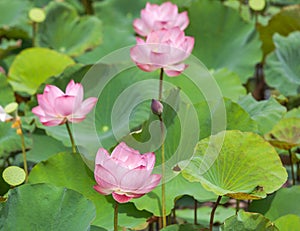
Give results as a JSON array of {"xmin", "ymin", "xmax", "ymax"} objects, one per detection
[{"xmin": 151, "ymin": 99, "xmax": 163, "ymax": 116}]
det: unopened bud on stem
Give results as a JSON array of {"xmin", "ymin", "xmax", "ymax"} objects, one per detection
[{"xmin": 151, "ymin": 99, "xmax": 163, "ymax": 116}]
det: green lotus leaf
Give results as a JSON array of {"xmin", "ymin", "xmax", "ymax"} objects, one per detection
[
  {"xmin": 0, "ymin": 183, "xmax": 96, "ymax": 231},
  {"xmin": 0, "ymin": 74, "xmax": 14, "ymax": 106},
  {"xmin": 160, "ymin": 224, "xmax": 206, "ymax": 231},
  {"xmin": 284, "ymin": 107, "xmax": 300, "ymax": 118},
  {"xmin": 28, "ymin": 152, "xmax": 150, "ymax": 230},
  {"xmin": 249, "ymin": 186, "xmax": 300, "ymax": 220},
  {"xmin": 187, "ymin": 0, "xmax": 262, "ymax": 83},
  {"xmin": 0, "ymin": 0, "xmax": 31, "ymax": 38},
  {"xmin": 37, "ymin": 2, "xmax": 102, "ymax": 56},
  {"xmin": 132, "ymin": 173, "xmax": 218, "ymax": 217},
  {"xmin": 264, "ymin": 118, "xmax": 300, "ymax": 150},
  {"xmin": 7, "ymin": 47, "xmax": 75, "ymax": 95},
  {"xmin": 0, "ymin": 122, "xmax": 32, "ymax": 160},
  {"xmin": 196, "ymin": 98, "xmax": 258, "ymax": 140},
  {"xmin": 274, "ymin": 214, "xmax": 300, "ymax": 231},
  {"xmin": 26, "ymin": 130, "xmax": 72, "ymax": 162},
  {"xmin": 175, "ymin": 205, "xmax": 235, "ymax": 227},
  {"xmin": 238, "ymin": 94, "xmax": 286, "ymax": 134},
  {"xmin": 220, "ymin": 210, "xmax": 279, "ymax": 231},
  {"xmin": 258, "ymin": 4, "xmax": 300, "ymax": 58},
  {"xmin": 0, "ymin": 38, "xmax": 22, "ymax": 59},
  {"xmin": 182, "ymin": 130, "xmax": 287, "ymax": 199},
  {"xmin": 264, "ymin": 32, "xmax": 300, "ymax": 96}
]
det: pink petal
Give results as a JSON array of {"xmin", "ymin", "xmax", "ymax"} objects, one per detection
[
  {"xmin": 95, "ymin": 148, "xmax": 111, "ymax": 165},
  {"xmin": 37, "ymin": 94, "xmax": 56, "ymax": 116},
  {"xmin": 66, "ymin": 80, "xmax": 84, "ymax": 102},
  {"xmin": 40, "ymin": 117, "xmax": 65, "ymax": 126},
  {"xmin": 94, "ymin": 165, "xmax": 118, "ymax": 189},
  {"xmin": 112, "ymin": 192, "xmax": 143, "ymax": 203},
  {"xmin": 133, "ymin": 19, "xmax": 148, "ymax": 37},
  {"xmin": 93, "ymin": 185, "xmax": 113, "ymax": 195},
  {"xmin": 164, "ymin": 63, "xmax": 187, "ymax": 77},
  {"xmin": 176, "ymin": 11, "xmax": 189, "ymax": 30},
  {"xmin": 44, "ymin": 85, "xmax": 64, "ymax": 98},
  {"xmin": 135, "ymin": 174, "xmax": 161, "ymax": 194},
  {"xmin": 32, "ymin": 106, "xmax": 45, "ymax": 117},
  {"xmin": 54, "ymin": 95, "xmax": 77, "ymax": 117},
  {"xmin": 75, "ymin": 97, "xmax": 97, "ymax": 116},
  {"xmin": 120, "ymin": 168, "xmax": 152, "ymax": 191},
  {"xmin": 111, "ymin": 142, "xmax": 149, "ymax": 169}
]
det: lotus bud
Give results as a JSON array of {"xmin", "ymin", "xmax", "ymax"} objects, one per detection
[{"xmin": 151, "ymin": 99, "xmax": 163, "ymax": 116}]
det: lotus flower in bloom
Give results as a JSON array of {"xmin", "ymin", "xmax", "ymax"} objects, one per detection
[
  {"xmin": 0, "ymin": 106, "xmax": 12, "ymax": 122},
  {"xmin": 130, "ymin": 27, "xmax": 194, "ymax": 77},
  {"xmin": 32, "ymin": 80, "xmax": 97, "ymax": 126},
  {"xmin": 94, "ymin": 142, "xmax": 161, "ymax": 203},
  {"xmin": 133, "ymin": 2, "xmax": 189, "ymax": 37}
]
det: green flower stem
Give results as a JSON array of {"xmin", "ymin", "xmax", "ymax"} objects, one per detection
[
  {"xmin": 158, "ymin": 68, "xmax": 167, "ymax": 228},
  {"xmin": 114, "ymin": 201, "xmax": 118, "ymax": 231},
  {"xmin": 19, "ymin": 124, "xmax": 28, "ymax": 183},
  {"xmin": 236, "ymin": 199, "xmax": 240, "ymax": 215},
  {"xmin": 65, "ymin": 121, "xmax": 76, "ymax": 153},
  {"xmin": 194, "ymin": 199, "xmax": 198, "ymax": 225},
  {"xmin": 288, "ymin": 149, "xmax": 295, "ymax": 185},
  {"xmin": 209, "ymin": 196, "xmax": 222, "ymax": 231},
  {"xmin": 32, "ymin": 22, "xmax": 37, "ymax": 47}
]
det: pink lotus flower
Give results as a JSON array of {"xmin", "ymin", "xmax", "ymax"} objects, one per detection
[
  {"xmin": 133, "ymin": 2, "xmax": 189, "ymax": 37},
  {"xmin": 94, "ymin": 142, "xmax": 161, "ymax": 203},
  {"xmin": 130, "ymin": 27, "xmax": 194, "ymax": 77},
  {"xmin": 32, "ymin": 80, "xmax": 97, "ymax": 126}
]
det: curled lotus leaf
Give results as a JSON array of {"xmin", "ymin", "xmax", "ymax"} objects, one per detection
[{"xmin": 264, "ymin": 118, "xmax": 300, "ymax": 150}]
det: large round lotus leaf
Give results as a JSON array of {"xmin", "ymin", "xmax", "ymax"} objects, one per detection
[
  {"xmin": 187, "ymin": 0, "xmax": 262, "ymax": 83},
  {"xmin": 0, "ymin": 183, "xmax": 96, "ymax": 231},
  {"xmin": 265, "ymin": 32, "xmax": 300, "ymax": 96},
  {"xmin": 37, "ymin": 2, "xmax": 102, "ymax": 57},
  {"xmin": 220, "ymin": 211, "xmax": 279, "ymax": 231},
  {"xmin": 249, "ymin": 186, "xmax": 300, "ymax": 221},
  {"xmin": 274, "ymin": 214, "xmax": 300, "ymax": 231},
  {"xmin": 258, "ymin": 4, "xmax": 300, "ymax": 58},
  {"xmin": 238, "ymin": 94, "xmax": 286, "ymax": 134},
  {"xmin": 7, "ymin": 47, "xmax": 75, "ymax": 95},
  {"xmin": 28, "ymin": 152, "xmax": 150, "ymax": 230},
  {"xmin": 264, "ymin": 118, "xmax": 300, "ymax": 150},
  {"xmin": 182, "ymin": 130, "xmax": 287, "ymax": 199}
]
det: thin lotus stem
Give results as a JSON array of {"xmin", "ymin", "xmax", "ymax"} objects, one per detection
[
  {"xmin": 65, "ymin": 121, "xmax": 76, "ymax": 153},
  {"xmin": 288, "ymin": 149, "xmax": 295, "ymax": 185},
  {"xmin": 12, "ymin": 117, "xmax": 28, "ymax": 183},
  {"xmin": 114, "ymin": 201, "xmax": 118, "ymax": 231},
  {"xmin": 19, "ymin": 122, "xmax": 28, "ymax": 183},
  {"xmin": 209, "ymin": 196, "xmax": 222, "ymax": 231},
  {"xmin": 236, "ymin": 199, "xmax": 240, "ymax": 215},
  {"xmin": 158, "ymin": 68, "xmax": 167, "ymax": 227},
  {"xmin": 297, "ymin": 162, "xmax": 300, "ymax": 182},
  {"xmin": 81, "ymin": 0, "xmax": 94, "ymax": 14},
  {"xmin": 32, "ymin": 22, "xmax": 37, "ymax": 47},
  {"xmin": 194, "ymin": 199, "xmax": 198, "ymax": 225}
]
